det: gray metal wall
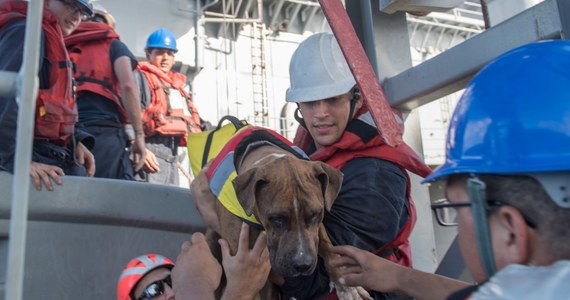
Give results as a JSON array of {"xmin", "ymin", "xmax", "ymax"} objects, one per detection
[{"xmin": 0, "ymin": 172, "xmax": 205, "ymax": 299}]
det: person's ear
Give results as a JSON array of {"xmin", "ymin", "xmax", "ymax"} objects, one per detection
[
  {"xmin": 354, "ymin": 96, "xmax": 363, "ymax": 111},
  {"xmin": 491, "ymin": 206, "xmax": 530, "ymax": 266},
  {"xmin": 352, "ymin": 88, "xmax": 363, "ymax": 110}
]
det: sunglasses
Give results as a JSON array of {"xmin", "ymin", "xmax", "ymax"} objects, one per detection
[
  {"xmin": 57, "ymin": 0, "xmax": 90, "ymax": 20},
  {"xmin": 134, "ymin": 275, "xmax": 172, "ymax": 300}
]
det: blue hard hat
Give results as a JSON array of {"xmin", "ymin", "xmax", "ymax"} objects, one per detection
[
  {"xmin": 424, "ymin": 40, "xmax": 570, "ymax": 183},
  {"xmin": 145, "ymin": 28, "xmax": 178, "ymax": 52},
  {"xmin": 75, "ymin": 0, "xmax": 93, "ymax": 17}
]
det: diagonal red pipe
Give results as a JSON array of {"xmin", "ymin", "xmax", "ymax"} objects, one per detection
[{"xmin": 318, "ymin": 0, "xmax": 402, "ymax": 147}]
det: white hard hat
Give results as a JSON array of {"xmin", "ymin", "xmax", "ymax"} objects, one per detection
[
  {"xmin": 286, "ymin": 32, "xmax": 356, "ymax": 103},
  {"xmin": 92, "ymin": 3, "xmax": 116, "ymax": 29}
]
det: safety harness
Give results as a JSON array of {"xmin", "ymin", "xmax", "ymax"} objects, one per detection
[{"xmin": 205, "ymin": 127, "xmax": 309, "ymax": 229}]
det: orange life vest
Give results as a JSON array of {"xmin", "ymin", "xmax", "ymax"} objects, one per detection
[
  {"xmin": 0, "ymin": 1, "xmax": 77, "ymax": 146},
  {"xmin": 137, "ymin": 61, "xmax": 202, "ymax": 145},
  {"xmin": 65, "ymin": 21, "xmax": 129, "ymax": 123}
]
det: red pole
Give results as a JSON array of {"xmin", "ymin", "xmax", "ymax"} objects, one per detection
[{"xmin": 318, "ymin": 0, "xmax": 402, "ymax": 147}]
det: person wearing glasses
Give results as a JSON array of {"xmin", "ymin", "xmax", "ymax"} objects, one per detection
[
  {"xmin": 64, "ymin": 3, "xmax": 146, "ymax": 180},
  {"xmin": 0, "ymin": 0, "xmax": 95, "ymax": 191},
  {"xmin": 117, "ymin": 253, "xmax": 176, "ymax": 300},
  {"xmin": 118, "ymin": 223, "xmax": 270, "ymax": 300},
  {"xmin": 328, "ymin": 40, "xmax": 570, "ymax": 299},
  {"xmin": 171, "ymin": 223, "xmax": 271, "ymax": 300}
]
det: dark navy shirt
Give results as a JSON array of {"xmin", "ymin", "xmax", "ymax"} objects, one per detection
[{"xmin": 0, "ymin": 20, "xmax": 45, "ymax": 171}]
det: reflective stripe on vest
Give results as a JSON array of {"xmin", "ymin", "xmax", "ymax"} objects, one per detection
[{"xmin": 206, "ymin": 127, "xmax": 309, "ymax": 227}]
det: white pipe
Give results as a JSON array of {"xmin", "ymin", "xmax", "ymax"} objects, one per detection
[
  {"xmin": 203, "ymin": 17, "xmax": 263, "ymax": 23},
  {"xmin": 6, "ymin": 0, "xmax": 44, "ymax": 299}
]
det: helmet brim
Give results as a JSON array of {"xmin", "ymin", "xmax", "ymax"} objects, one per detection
[
  {"xmin": 286, "ymin": 78, "xmax": 355, "ymax": 103},
  {"xmin": 76, "ymin": 0, "xmax": 93, "ymax": 16}
]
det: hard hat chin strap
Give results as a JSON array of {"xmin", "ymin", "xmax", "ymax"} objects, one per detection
[
  {"xmin": 348, "ymin": 87, "xmax": 360, "ymax": 124},
  {"xmin": 341, "ymin": 86, "xmax": 361, "ymax": 133},
  {"xmin": 294, "ymin": 107, "xmax": 306, "ymax": 129},
  {"xmin": 468, "ymin": 175, "xmax": 497, "ymax": 278}
]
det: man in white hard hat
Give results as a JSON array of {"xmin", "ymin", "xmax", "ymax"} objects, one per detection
[{"xmin": 277, "ymin": 32, "xmax": 432, "ymax": 300}]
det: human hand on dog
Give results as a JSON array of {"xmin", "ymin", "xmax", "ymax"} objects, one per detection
[
  {"xmin": 220, "ymin": 223, "xmax": 271, "ymax": 300},
  {"xmin": 172, "ymin": 232, "xmax": 222, "ymax": 300},
  {"xmin": 331, "ymin": 245, "xmax": 469, "ymax": 300},
  {"xmin": 330, "ymin": 245, "xmax": 402, "ymax": 296}
]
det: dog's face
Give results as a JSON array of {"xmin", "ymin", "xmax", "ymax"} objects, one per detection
[{"xmin": 232, "ymin": 155, "xmax": 343, "ymax": 277}]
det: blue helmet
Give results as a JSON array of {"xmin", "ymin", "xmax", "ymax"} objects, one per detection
[
  {"xmin": 424, "ymin": 40, "xmax": 570, "ymax": 183},
  {"xmin": 75, "ymin": 0, "xmax": 93, "ymax": 17},
  {"xmin": 145, "ymin": 28, "xmax": 178, "ymax": 52}
]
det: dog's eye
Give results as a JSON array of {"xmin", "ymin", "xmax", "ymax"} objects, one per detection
[
  {"xmin": 307, "ymin": 213, "xmax": 322, "ymax": 226},
  {"xmin": 269, "ymin": 215, "xmax": 287, "ymax": 229}
]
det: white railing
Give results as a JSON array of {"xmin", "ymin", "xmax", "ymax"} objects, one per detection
[{"xmin": 5, "ymin": 1, "xmax": 44, "ymax": 300}]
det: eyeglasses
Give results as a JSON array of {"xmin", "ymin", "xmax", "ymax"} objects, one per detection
[
  {"xmin": 57, "ymin": 0, "xmax": 90, "ymax": 20},
  {"xmin": 134, "ymin": 275, "xmax": 172, "ymax": 300},
  {"xmin": 431, "ymin": 198, "xmax": 537, "ymax": 228}
]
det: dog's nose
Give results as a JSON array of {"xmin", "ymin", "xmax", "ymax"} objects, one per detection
[{"xmin": 292, "ymin": 252, "xmax": 315, "ymax": 273}]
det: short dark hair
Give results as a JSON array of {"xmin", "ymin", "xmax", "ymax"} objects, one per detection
[{"xmin": 446, "ymin": 173, "xmax": 570, "ymax": 259}]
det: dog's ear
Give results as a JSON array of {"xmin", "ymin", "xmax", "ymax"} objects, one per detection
[
  {"xmin": 232, "ymin": 168, "xmax": 266, "ymax": 216},
  {"xmin": 314, "ymin": 162, "xmax": 343, "ymax": 211}
]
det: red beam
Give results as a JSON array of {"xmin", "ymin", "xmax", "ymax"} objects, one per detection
[{"xmin": 318, "ymin": 0, "xmax": 402, "ymax": 147}]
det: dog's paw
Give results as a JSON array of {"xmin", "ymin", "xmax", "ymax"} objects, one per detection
[{"xmin": 329, "ymin": 282, "xmax": 372, "ymax": 300}]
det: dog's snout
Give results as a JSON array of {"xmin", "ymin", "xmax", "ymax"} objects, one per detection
[{"xmin": 292, "ymin": 252, "xmax": 315, "ymax": 273}]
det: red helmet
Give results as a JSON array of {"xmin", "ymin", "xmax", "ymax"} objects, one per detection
[{"xmin": 117, "ymin": 254, "xmax": 175, "ymax": 300}]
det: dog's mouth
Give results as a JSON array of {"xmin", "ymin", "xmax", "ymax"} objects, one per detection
[{"xmin": 271, "ymin": 252, "xmax": 318, "ymax": 277}]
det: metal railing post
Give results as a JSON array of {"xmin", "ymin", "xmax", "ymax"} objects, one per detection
[{"xmin": 6, "ymin": 0, "xmax": 44, "ymax": 299}]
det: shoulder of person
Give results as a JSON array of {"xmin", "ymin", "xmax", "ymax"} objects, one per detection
[{"xmin": 341, "ymin": 158, "xmax": 406, "ymax": 190}]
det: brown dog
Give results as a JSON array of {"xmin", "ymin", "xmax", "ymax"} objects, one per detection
[{"xmin": 191, "ymin": 129, "xmax": 370, "ymax": 299}]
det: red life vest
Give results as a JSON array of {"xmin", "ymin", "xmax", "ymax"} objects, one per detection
[
  {"xmin": 0, "ymin": 1, "xmax": 77, "ymax": 146},
  {"xmin": 137, "ymin": 61, "xmax": 202, "ymax": 145},
  {"xmin": 64, "ymin": 21, "xmax": 129, "ymax": 124},
  {"xmin": 295, "ymin": 107, "xmax": 432, "ymax": 299}
]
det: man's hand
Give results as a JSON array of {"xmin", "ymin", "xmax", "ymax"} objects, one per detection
[
  {"xmin": 75, "ymin": 142, "xmax": 95, "ymax": 177},
  {"xmin": 130, "ymin": 133, "xmax": 146, "ymax": 171},
  {"xmin": 143, "ymin": 148, "xmax": 160, "ymax": 173},
  {"xmin": 172, "ymin": 232, "xmax": 221, "ymax": 300},
  {"xmin": 220, "ymin": 223, "xmax": 271, "ymax": 300},
  {"xmin": 330, "ymin": 245, "xmax": 404, "ymax": 294},
  {"xmin": 29, "ymin": 162, "xmax": 64, "ymax": 191},
  {"xmin": 330, "ymin": 245, "xmax": 471, "ymax": 300}
]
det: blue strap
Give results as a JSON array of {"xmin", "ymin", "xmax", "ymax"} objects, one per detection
[{"xmin": 468, "ymin": 175, "xmax": 497, "ymax": 277}]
